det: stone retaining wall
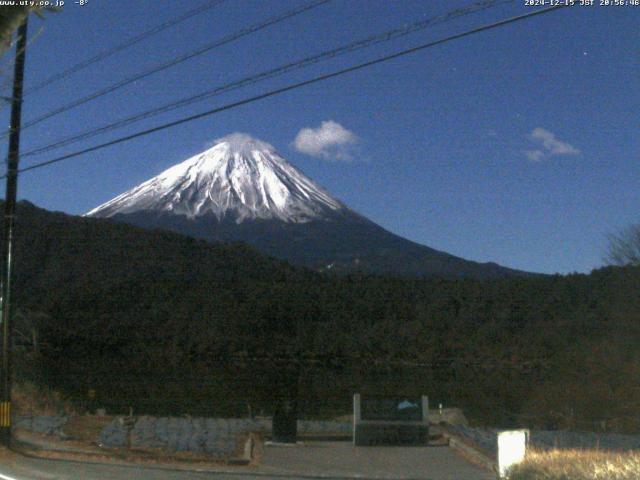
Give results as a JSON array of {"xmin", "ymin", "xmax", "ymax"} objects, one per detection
[
  {"xmin": 98, "ymin": 416, "xmax": 351, "ymax": 457},
  {"xmin": 99, "ymin": 417, "xmax": 247, "ymax": 456},
  {"xmin": 14, "ymin": 414, "xmax": 68, "ymax": 437},
  {"xmin": 13, "ymin": 413, "xmax": 351, "ymax": 458}
]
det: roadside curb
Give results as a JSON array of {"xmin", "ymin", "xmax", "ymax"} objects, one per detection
[
  {"xmin": 436, "ymin": 424, "xmax": 497, "ymax": 475},
  {"xmin": 10, "ymin": 440, "xmax": 254, "ymax": 475}
]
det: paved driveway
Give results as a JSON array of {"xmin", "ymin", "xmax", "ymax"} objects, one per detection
[{"xmin": 260, "ymin": 441, "xmax": 495, "ymax": 480}]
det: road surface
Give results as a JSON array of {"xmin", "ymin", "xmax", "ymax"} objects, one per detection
[{"xmin": 0, "ymin": 441, "xmax": 494, "ymax": 479}]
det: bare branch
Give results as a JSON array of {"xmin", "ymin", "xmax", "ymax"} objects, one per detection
[{"xmin": 605, "ymin": 224, "xmax": 640, "ymax": 266}]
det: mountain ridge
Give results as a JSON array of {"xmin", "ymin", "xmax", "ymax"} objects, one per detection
[
  {"xmin": 88, "ymin": 133, "xmax": 532, "ymax": 278},
  {"xmin": 87, "ymin": 133, "xmax": 345, "ymax": 224}
]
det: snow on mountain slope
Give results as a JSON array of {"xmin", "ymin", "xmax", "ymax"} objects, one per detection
[
  {"xmin": 85, "ymin": 133, "xmax": 531, "ymax": 278},
  {"xmin": 86, "ymin": 133, "xmax": 344, "ymax": 223}
]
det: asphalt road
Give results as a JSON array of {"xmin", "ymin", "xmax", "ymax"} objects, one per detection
[
  {"xmin": 0, "ymin": 442, "xmax": 494, "ymax": 480},
  {"xmin": 0, "ymin": 453, "xmax": 267, "ymax": 480}
]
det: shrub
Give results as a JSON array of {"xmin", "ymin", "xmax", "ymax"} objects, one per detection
[{"xmin": 12, "ymin": 381, "xmax": 80, "ymax": 416}]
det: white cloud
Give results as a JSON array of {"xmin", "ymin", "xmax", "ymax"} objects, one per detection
[
  {"xmin": 293, "ymin": 121, "xmax": 358, "ymax": 161},
  {"xmin": 525, "ymin": 127, "xmax": 580, "ymax": 161},
  {"xmin": 525, "ymin": 150, "xmax": 545, "ymax": 162},
  {"xmin": 205, "ymin": 132, "xmax": 274, "ymax": 152}
]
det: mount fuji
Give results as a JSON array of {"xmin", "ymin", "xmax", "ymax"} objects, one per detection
[{"xmin": 87, "ymin": 133, "xmax": 525, "ymax": 278}]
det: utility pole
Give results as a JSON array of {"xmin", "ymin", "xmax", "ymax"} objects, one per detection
[{"xmin": 0, "ymin": 18, "xmax": 28, "ymax": 446}]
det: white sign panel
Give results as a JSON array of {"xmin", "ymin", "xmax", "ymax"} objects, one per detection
[{"xmin": 497, "ymin": 430, "xmax": 528, "ymax": 478}]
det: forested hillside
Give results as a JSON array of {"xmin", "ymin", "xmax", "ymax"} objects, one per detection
[{"xmin": 7, "ymin": 201, "xmax": 640, "ymax": 431}]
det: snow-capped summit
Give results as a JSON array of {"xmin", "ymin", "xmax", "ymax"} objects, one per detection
[
  {"xmin": 86, "ymin": 133, "xmax": 528, "ymax": 278},
  {"xmin": 86, "ymin": 133, "xmax": 344, "ymax": 223}
]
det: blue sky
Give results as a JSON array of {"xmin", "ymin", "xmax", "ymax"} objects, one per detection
[{"xmin": 0, "ymin": 0, "xmax": 638, "ymax": 274}]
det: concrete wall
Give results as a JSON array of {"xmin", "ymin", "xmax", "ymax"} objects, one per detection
[
  {"xmin": 14, "ymin": 414, "xmax": 68, "ymax": 437},
  {"xmin": 12, "ymin": 412, "xmax": 351, "ymax": 458},
  {"xmin": 99, "ymin": 417, "xmax": 266, "ymax": 457},
  {"xmin": 99, "ymin": 416, "xmax": 351, "ymax": 457}
]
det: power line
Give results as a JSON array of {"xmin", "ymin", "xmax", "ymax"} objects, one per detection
[
  {"xmin": 3, "ymin": 4, "xmax": 568, "ymax": 179},
  {"xmin": 22, "ymin": 0, "xmax": 513, "ymax": 160},
  {"xmin": 8, "ymin": 0, "xmax": 331, "ymax": 135},
  {"xmin": 11, "ymin": 0, "xmax": 228, "ymax": 98}
]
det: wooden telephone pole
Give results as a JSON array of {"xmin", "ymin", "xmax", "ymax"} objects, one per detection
[{"xmin": 0, "ymin": 17, "xmax": 28, "ymax": 446}]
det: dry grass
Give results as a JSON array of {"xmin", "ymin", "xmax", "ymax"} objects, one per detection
[
  {"xmin": 508, "ymin": 449, "xmax": 640, "ymax": 480},
  {"xmin": 11, "ymin": 381, "xmax": 80, "ymax": 416},
  {"xmin": 0, "ymin": 444, "xmax": 19, "ymax": 461}
]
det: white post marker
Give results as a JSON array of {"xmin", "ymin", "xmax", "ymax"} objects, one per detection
[
  {"xmin": 421, "ymin": 396, "xmax": 429, "ymax": 425},
  {"xmin": 352, "ymin": 393, "xmax": 361, "ymax": 446},
  {"xmin": 497, "ymin": 429, "xmax": 528, "ymax": 479}
]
